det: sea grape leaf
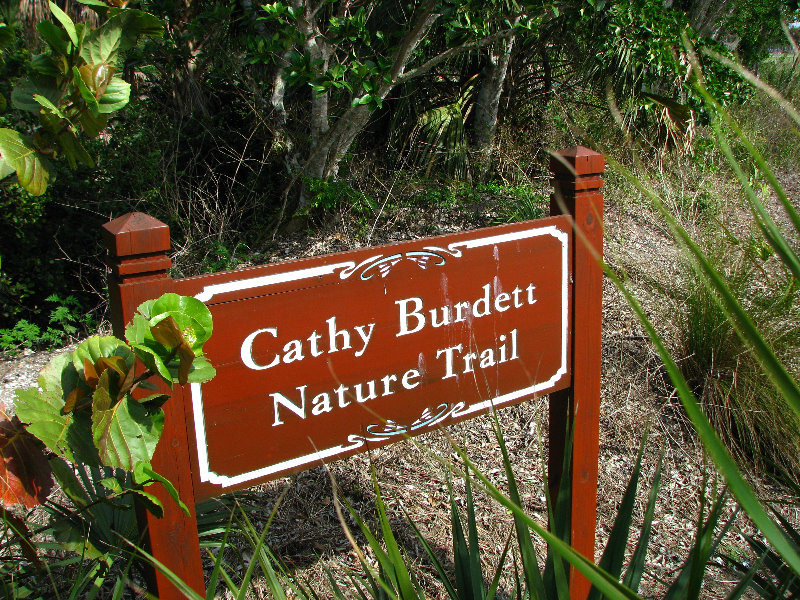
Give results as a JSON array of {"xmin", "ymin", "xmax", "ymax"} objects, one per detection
[
  {"xmin": 0, "ymin": 129, "xmax": 51, "ymax": 196},
  {"xmin": 78, "ymin": 63, "xmax": 114, "ymax": 98},
  {"xmin": 14, "ymin": 353, "xmax": 99, "ymax": 465},
  {"xmin": 72, "ymin": 66, "xmax": 100, "ymax": 116},
  {"xmin": 113, "ymin": 9, "xmax": 165, "ymax": 53},
  {"xmin": 79, "ymin": 110, "xmax": 109, "ymax": 138},
  {"xmin": 11, "ymin": 76, "xmax": 60, "ymax": 115},
  {"xmin": 49, "ymin": 1, "xmax": 79, "ymax": 47},
  {"xmin": 0, "ymin": 156, "xmax": 13, "ymax": 180},
  {"xmin": 72, "ymin": 336, "xmax": 134, "ymax": 382},
  {"xmin": 36, "ymin": 20, "xmax": 68, "ymax": 56},
  {"xmin": 80, "ymin": 18, "xmax": 122, "ymax": 65},
  {"xmin": 0, "ymin": 403, "xmax": 54, "ymax": 508},
  {"xmin": 29, "ymin": 54, "xmax": 61, "ymax": 77},
  {"xmin": 126, "ymin": 294, "xmax": 215, "ymax": 385},
  {"xmin": 91, "ymin": 375, "xmax": 165, "ymax": 471},
  {"xmin": 97, "ymin": 76, "xmax": 130, "ymax": 113}
]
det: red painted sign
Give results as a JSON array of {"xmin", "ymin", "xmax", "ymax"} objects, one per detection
[{"xmin": 174, "ymin": 218, "xmax": 572, "ymax": 497}]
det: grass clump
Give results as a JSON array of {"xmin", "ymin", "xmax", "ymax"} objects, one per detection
[{"xmin": 673, "ymin": 234, "xmax": 800, "ymax": 479}]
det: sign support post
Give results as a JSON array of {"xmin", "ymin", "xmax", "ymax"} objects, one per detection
[
  {"xmin": 103, "ymin": 213, "xmax": 205, "ymax": 599},
  {"xmin": 548, "ymin": 146, "xmax": 604, "ymax": 600}
]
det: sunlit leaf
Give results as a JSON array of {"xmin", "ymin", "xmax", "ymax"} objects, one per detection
[
  {"xmin": 0, "ymin": 403, "xmax": 54, "ymax": 508},
  {"xmin": 49, "ymin": 1, "xmax": 79, "ymax": 46},
  {"xmin": 15, "ymin": 354, "xmax": 99, "ymax": 465},
  {"xmin": 0, "ymin": 128, "xmax": 50, "ymax": 195},
  {"xmin": 97, "ymin": 76, "xmax": 130, "ymax": 113},
  {"xmin": 91, "ymin": 373, "xmax": 165, "ymax": 471},
  {"xmin": 81, "ymin": 18, "xmax": 122, "ymax": 65}
]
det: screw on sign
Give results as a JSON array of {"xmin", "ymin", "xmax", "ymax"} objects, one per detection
[{"xmin": 103, "ymin": 146, "xmax": 604, "ymax": 600}]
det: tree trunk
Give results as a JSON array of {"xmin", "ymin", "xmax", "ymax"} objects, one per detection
[{"xmin": 473, "ymin": 34, "xmax": 515, "ymax": 175}]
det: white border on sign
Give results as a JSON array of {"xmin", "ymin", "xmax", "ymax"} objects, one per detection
[{"xmin": 191, "ymin": 224, "xmax": 570, "ymax": 487}]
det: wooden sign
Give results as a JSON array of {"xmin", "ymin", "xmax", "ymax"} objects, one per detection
[
  {"xmin": 177, "ymin": 218, "xmax": 571, "ymax": 497},
  {"xmin": 103, "ymin": 146, "xmax": 604, "ymax": 600}
]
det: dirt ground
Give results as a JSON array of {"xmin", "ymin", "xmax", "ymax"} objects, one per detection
[{"xmin": 1, "ymin": 167, "xmax": 798, "ymax": 599}]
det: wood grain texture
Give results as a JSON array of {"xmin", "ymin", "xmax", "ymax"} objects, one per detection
[{"xmin": 549, "ymin": 146, "xmax": 604, "ymax": 600}]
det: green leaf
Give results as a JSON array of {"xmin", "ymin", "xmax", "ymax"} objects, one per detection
[
  {"xmin": 0, "ymin": 128, "xmax": 51, "ymax": 196},
  {"xmin": 91, "ymin": 385, "xmax": 165, "ymax": 471},
  {"xmin": 34, "ymin": 94, "xmax": 71, "ymax": 122},
  {"xmin": 79, "ymin": 110, "xmax": 109, "ymax": 138},
  {"xmin": 97, "ymin": 76, "xmax": 130, "ymax": 113},
  {"xmin": 72, "ymin": 66, "xmax": 100, "ymax": 116},
  {"xmin": 133, "ymin": 462, "xmax": 190, "ymax": 516},
  {"xmin": 0, "ymin": 156, "xmax": 13, "ymax": 180},
  {"xmin": 129, "ymin": 486, "xmax": 164, "ymax": 517},
  {"xmin": 72, "ymin": 336, "xmax": 134, "ymax": 380},
  {"xmin": 11, "ymin": 77, "xmax": 60, "ymax": 114},
  {"xmin": 80, "ymin": 18, "xmax": 122, "ymax": 65},
  {"xmin": 36, "ymin": 21, "xmax": 68, "ymax": 56},
  {"xmin": 14, "ymin": 354, "xmax": 99, "ymax": 465},
  {"xmin": 49, "ymin": 1, "xmax": 79, "ymax": 47}
]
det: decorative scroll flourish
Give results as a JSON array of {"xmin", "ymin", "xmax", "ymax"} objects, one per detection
[
  {"xmin": 341, "ymin": 249, "xmax": 455, "ymax": 281},
  {"xmin": 359, "ymin": 402, "xmax": 466, "ymax": 440}
]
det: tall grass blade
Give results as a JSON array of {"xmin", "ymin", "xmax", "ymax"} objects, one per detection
[
  {"xmin": 587, "ymin": 432, "xmax": 649, "ymax": 600},
  {"xmin": 708, "ymin": 118, "xmax": 800, "ymax": 283},
  {"xmin": 600, "ymin": 258, "xmax": 800, "ymax": 578},
  {"xmin": 204, "ymin": 508, "xmax": 234, "ymax": 600},
  {"xmin": 622, "ymin": 448, "xmax": 664, "ymax": 593},
  {"xmin": 127, "ymin": 542, "xmax": 206, "ymax": 600},
  {"xmin": 541, "ymin": 420, "xmax": 571, "ymax": 600},
  {"xmin": 451, "ymin": 440, "xmax": 643, "ymax": 600},
  {"xmin": 606, "ymin": 154, "xmax": 800, "ymax": 423},
  {"xmin": 492, "ymin": 415, "xmax": 547, "ymax": 599}
]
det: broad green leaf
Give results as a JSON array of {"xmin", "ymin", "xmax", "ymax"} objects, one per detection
[
  {"xmin": 91, "ymin": 383, "xmax": 165, "ymax": 471},
  {"xmin": 0, "ymin": 156, "xmax": 13, "ymax": 180},
  {"xmin": 14, "ymin": 353, "xmax": 99, "ymax": 465},
  {"xmin": 100, "ymin": 476, "xmax": 124, "ymax": 494},
  {"xmin": 49, "ymin": 1, "xmax": 79, "ymax": 47},
  {"xmin": 11, "ymin": 77, "xmax": 59, "ymax": 114},
  {"xmin": 114, "ymin": 9, "xmax": 165, "ymax": 53},
  {"xmin": 72, "ymin": 66, "xmax": 100, "ymax": 116},
  {"xmin": 36, "ymin": 21, "xmax": 68, "ymax": 56},
  {"xmin": 29, "ymin": 54, "xmax": 61, "ymax": 77},
  {"xmin": 72, "ymin": 336, "xmax": 134, "ymax": 380},
  {"xmin": 145, "ymin": 293, "xmax": 214, "ymax": 350},
  {"xmin": 0, "ymin": 128, "xmax": 51, "ymax": 196},
  {"xmin": 80, "ymin": 110, "xmax": 109, "ymax": 138},
  {"xmin": 34, "ymin": 94, "xmax": 71, "ymax": 122},
  {"xmin": 97, "ymin": 76, "xmax": 130, "ymax": 113},
  {"xmin": 81, "ymin": 19, "xmax": 122, "ymax": 65}
]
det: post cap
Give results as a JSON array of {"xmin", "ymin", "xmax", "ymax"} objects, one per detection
[
  {"xmin": 102, "ymin": 212, "xmax": 171, "ymax": 257},
  {"xmin": 549, "ymin": 146, "xmax": 605, "ymax": 177}
]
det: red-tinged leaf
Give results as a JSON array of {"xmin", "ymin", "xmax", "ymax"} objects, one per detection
[
  {"xmin": 62, "ymin": 387, "xmax": 83, "ymax": 414},
  {"xmin": 2, "ymin": 510, "xmax": 42, "ymax": 569},
  {"xmin": 177, "ymin": 341, "xmax": 195, "ymax": 385},
  {"xmin": 116, "ymin": 360, "xmax": 136, "ymax": 400},
  {"xmin": 0, "ymin": 404, "xmax": 54, "ymax": 509},
  {"xmin": 96, "ymin": 355, "xmax": 128, "ymax": 378},
  {"xmin": 150, "ymin": 316, "xmax": 183, "ymax": 348},
  {"xmin": 84, "ymin": 356, "xmax": 99, "ymax": 389}
]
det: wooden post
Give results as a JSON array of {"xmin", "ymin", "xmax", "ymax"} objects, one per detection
[
  {"xmin": 103, "ymin": 213, "xmax": 205, "ymax": 598},
  {"xmin": 548, "ymin": 147, "xmax": 604, "ymax": 600}
]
